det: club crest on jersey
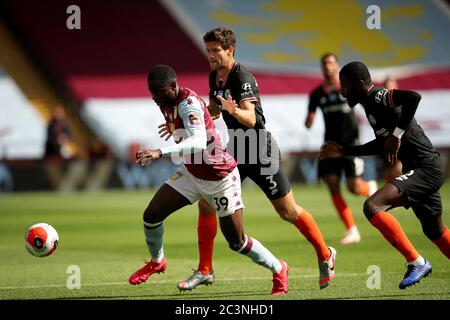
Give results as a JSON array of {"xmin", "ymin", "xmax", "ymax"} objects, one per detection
[
  {"xmin": 242, "ymin": 82, "xmax": 252, "ymax": 91},
  {"xmin": 189, "ymin": 114, "xmax": 201, "ymax": 126},
  {"xmin": 368, "ymin": 114, "xmax": 377, "ymax": 126}
]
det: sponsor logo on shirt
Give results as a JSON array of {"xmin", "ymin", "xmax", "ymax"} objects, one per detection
[{"xmin": 242, "ymin": 82, "xmax": 252, "ymax": 91}]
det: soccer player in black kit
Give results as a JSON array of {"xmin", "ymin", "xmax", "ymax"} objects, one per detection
[
  {"xmin": 320, "ymin": 61, "xmax": 450, "ymax": 289},
  {"xmin": 305, "ymin": 53, "xmax": 377, "ymax": 244},
  {"xmin": 171, "ymin": 27, "xmax": 336, "ymax": 292}
]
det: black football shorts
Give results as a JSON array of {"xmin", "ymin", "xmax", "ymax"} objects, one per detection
[
  {"xmin": 390, "ymin": 156, "xmax": 444, "ymax": 217},
  {"xmin": 318, "ymin": 156, "xmax": 363, "ymax": 178}
]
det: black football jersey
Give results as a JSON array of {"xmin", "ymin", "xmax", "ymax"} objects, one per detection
[
  {"xmin": 308, "ymin": 84, "xmax": 359, "ymax": 146},
  {"xmin": 209, "ymin": 63, "xmax": 276, "ymax": 164},
  {"xmin": 209, "ymin": 63, "xmax": 266, "ymax": 131},
  {"xmin": 363, "ymin": 86, "xmax": 439, "ymax": 170}
]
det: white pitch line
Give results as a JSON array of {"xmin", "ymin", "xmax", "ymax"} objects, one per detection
[
  {"xmin": 2, "ymin": 270, "xmax": 448, "ymax": 291},
  {"xmin": 0, "ymin": 272, "xmax": 363, "ymax": 290}
]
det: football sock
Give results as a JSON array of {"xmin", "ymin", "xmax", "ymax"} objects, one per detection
[
  {"xmin": 432, "ymin": 226, "xmax": 450, "ymax": 259},
  {"xmin": 197, "ymin": 214, "xmax": 217, "ymax": 275},
  {"xmin": 238, "ymin": 235, "xmax": 282, "ymax": 274},
  {"xmin": 356, "ymin": 180, "xmax": 370, "ymax": 196},
  {"xmin": 294, "ymin": 210, "xmax": 330, "ymax": 261},
  {"xmin": 332, "ymin": 194, "xmax": 356, "ymax": 230},
  {"xmin": 143, "ymin": 222, "xmax": 164, "ymax": 263},
  {"xmin": 408, "ymin": 256, "xmax": 426, "ymax": 267},
  {"xmin": 370, "ymin": 211, "xmax": 419, "ymax": 262}
]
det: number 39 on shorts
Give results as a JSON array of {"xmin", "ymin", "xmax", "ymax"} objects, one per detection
[{"xmin": 214, "ymin": 197, "xmax": 229, "ymax": 211}]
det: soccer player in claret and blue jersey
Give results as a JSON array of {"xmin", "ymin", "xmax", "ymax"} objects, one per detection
[
  {"xmin": 128, "ymin": 64, "xmax": 289, "ymax": 295},
  {"xmin": 305, "ymin": 53, "xmax": 377, "ymax": 245},
  {"xmin": 320, "ymin": 61, "xmax": 450, "ymax": 289},
  {"xmin": 174, "ymin": 27, "xmax": 336, "ymax": 292}
]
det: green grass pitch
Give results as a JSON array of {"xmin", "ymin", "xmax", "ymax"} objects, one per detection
[{"xmin": 0, "ymin": 182, "xmax": 449, "ymax": 300}]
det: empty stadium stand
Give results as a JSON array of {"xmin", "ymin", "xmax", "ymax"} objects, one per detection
[{"xmin": 1, "ymin": 0, "xmax": 449, "ymax": 191}]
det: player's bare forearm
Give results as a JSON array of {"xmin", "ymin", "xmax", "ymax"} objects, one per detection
[
  {"xmin": 231, "ymin": 107, "xmax": 256, "ymax": 128},
  {"xmin": 305, "ymin": 112, "xmax": 315, "ymax": 129},
  {"xmin": 383, "ymin": 136, "xmax": 401, "ymax": 165}
]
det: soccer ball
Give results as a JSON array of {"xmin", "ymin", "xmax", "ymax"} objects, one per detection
[{"xmin": 24, "ymin": 223, "xmax": 59, "ymax": 257}]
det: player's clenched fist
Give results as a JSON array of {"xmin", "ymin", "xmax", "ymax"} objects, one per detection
[{"xmin": 319, "ymin": 141, "xmax": 344, "ymax": 160}]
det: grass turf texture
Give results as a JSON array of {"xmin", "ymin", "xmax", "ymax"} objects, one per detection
[{"xmin": 0, "ymin": 182, "xmax": 449, "ymax": 300}]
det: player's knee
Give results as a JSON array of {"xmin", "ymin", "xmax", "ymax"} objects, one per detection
[
  {"xmin": 143, "ymin": 203, "xmax": 161, "ymax": 224},
  {"xmin": 363, "ymin": 199, "xmax": 377, "ymax": 220},
  {"xmin": 274, "ymin": 202, "xmax": 297, "ymax": 222},
  {"xmin": 276, "ymin": 206, "xmax": 291, "ymax": 221},
  {"xmin": 198, "ymin": 199, "xmax": 216, "ymax": 215}
]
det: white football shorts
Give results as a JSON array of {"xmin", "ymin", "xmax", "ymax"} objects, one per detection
[{"xmin": 165, "ymin": 165, "xmax": 244, "ymax": 217}]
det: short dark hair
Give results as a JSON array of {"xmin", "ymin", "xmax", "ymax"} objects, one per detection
[
  {"xmin": 203, "ymin": 27, "xmax": 236, "ymax": 51},
  {"xmin": 320, "ymin": 52, "xmax": 338, "ymax": 64},
  {"xmin": 147, "ymin": 64, "xmax": 177, "ymax": 86},
  {"xmin": 340, "ymin": 61, "xmax": 372, "ymax": 84}
]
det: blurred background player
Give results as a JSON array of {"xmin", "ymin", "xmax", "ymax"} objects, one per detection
[
  {"xmin": 173, "ymin": 28, "xmax": 336, "ymax": 292},
  {"xmin": 304, "ymin": 53, "xmax": 377, "ymax": 244},
  {"xmin": 44, "ymin": 106, "xmax": 75, "ymax": 160},
  {"xmin": 129, "ymin": 64, "xmax": 289, "ymax": 295},
  {"xmin": 320, "ymin": 61, "xmax": 450, "ymax": 289},
  {"xmin": 381, "ymin": 76, "xmax": 403, "ymax": 181}
]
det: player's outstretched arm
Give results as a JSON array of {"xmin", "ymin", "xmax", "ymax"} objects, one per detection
[
  {"xmin": 342, "ymin": 139, "xmax": 381, "ymax": 157},
  {"xmin": 159, "ymin": 96, "xmax": 208, "ymax": 159},
  {"xmin": 136, "ymin": 149, "xmax": 162, "ymax": 166}
]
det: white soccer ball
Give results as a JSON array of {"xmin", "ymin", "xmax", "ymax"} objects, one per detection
[{"xmin": 24, "ymin": 223, "xmax": 59, "ymax": 257}]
